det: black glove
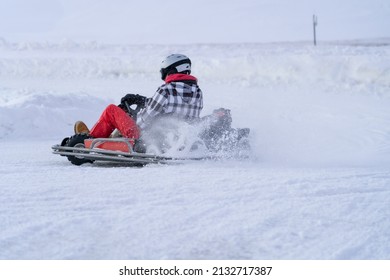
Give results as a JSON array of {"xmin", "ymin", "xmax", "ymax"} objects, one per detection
[
  {"xmin": 120, "ymin": 94, "xmax": 147, "ymax": 107},
  {"xmin": 119, "ymin": 94, "xmax": 147, "ymax": 120}
]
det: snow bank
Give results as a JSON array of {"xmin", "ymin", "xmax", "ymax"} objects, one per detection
[
  {"xmin": 1, "ymin": 40, "xmax": 390, "ymax": 167},
  {"xmin": 0, "ymin": 89, "xmax": 108, "ymax": 139},
  {"xmin": 1, "ymin": 40, "xmax": 390, "ymax": 92}
]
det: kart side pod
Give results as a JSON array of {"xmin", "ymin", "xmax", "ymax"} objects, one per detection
[{"xmin": 84, "ymin": 138, "xmax": 135, "ymax": 153}]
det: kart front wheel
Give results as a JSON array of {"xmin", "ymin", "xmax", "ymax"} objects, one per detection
[{"xmin": 65, "ymin": 134, "xmax": 94, "ymax": 166}]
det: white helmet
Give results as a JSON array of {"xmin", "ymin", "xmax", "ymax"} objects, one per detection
[{"xmin": 160, "ymin": 54, "xmax": 191, "ymax": 80}]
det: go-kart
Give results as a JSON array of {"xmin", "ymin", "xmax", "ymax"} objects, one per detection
[{"xmin": 52, "ymin": 97, "xmax": 250, "ymax": 166}]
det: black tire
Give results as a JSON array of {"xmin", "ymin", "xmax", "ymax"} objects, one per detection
[{"xmin": 66, "ymin": 134, "xmax": 94, "ymax": 166}]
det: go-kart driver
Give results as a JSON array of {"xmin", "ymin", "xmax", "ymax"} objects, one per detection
[{"xmin": 74, "ymin": 54, "xmax": 203, "ymax": 146}]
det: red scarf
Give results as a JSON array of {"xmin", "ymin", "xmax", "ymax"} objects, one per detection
[{"xmin": 165, "ymin": 73, "xmax": 197, "ymax": 84}]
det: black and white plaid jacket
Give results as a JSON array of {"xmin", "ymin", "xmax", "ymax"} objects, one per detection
[{"xmin": 136, "ymin": 74, "xmax": 203, "ymax": 129}]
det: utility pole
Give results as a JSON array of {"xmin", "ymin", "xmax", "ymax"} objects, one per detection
[{"xmin": 313, "ymin": 14, "xmax": 318, "ymax": 46}]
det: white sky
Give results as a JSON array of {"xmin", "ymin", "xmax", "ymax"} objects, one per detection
[{"xmin": 0, "ymin": 0, "xmax": 389, "ymax": 44}]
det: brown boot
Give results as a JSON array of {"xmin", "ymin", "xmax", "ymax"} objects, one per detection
[{"xmin": 74, "ymin": 121, "xmax": 90, "ymax": 134}]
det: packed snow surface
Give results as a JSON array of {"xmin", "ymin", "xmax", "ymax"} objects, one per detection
[{"xmin": 1, "ymin": 39, "xmax": 390, "ymax": 259}]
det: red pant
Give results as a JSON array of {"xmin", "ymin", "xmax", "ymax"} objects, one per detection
[{"xmin": 89, "ymin": 104, "xmax": 140, "ymax": 139}]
